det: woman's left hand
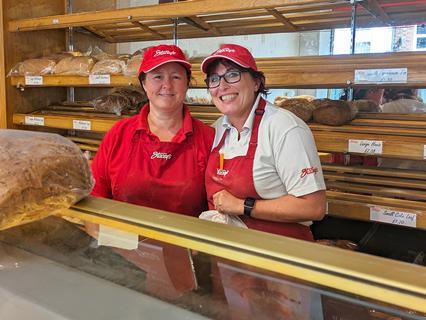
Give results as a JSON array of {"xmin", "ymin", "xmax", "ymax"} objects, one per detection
[{"xmin": 213, "ymin": 190, "xmax": 244, "ymax": 215}]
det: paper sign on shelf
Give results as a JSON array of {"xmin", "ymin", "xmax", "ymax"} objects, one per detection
[
  {"xmin": 89, "ymin": 74, "xmax": 111, "ymax": 85},
  {"xmin": 24, "ymin": 116, "xmax": 44, "ymax": 126},
  {"xmin": 25, "ymin": 76, "xmax": 43, "ymax": 85},
  {"xmin": 98, "ymin": 224, "xmax": 139, "ymax": 250},
  {"xmin": 370, "ymin": 206, "xmax": 417, "ymax": 228},
  {"xmin": 348, "ymin": 139, "xmax": 383, "ymax": 154},
  {"xmin": 354, "ymin": 68, "xmax": 407, "ymax": 84},
  {"xmin": 72, "ymin": 120, "xmax": 91, "ymax": 131}
]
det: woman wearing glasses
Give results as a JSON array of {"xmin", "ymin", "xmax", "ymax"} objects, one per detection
[{"xmin": 201, "ymin": 44, "xmax": 326, "ymax": 241}]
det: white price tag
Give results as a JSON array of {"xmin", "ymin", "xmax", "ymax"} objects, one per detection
[
  {"xmin": 52, "ymin": 18, "xmax": 60, "ymax": 24},
  {"xmin": 24, "ymin": 76, "xmax": 43, "ymax": 85},
  {"xmin": 72, "ymin": 120, "xmax": 91, "ymax": 131},
  {"xmin": 370, "ymin": 207, "xmax": 417, "ymax": 228},
  {"xmin": 354, "ymin": 68, "xmax": 407, "ymax": 84},
  {"xmin": 89, "ymin": 74, "xmax": 111, "ymax": 85},
  {"xmin": 348, "ymin": 139, "xmax": 383, "ymax": 154},
  {"xmin": 24, "ymin": 116, "xmax": 44, "ymax": 126}
]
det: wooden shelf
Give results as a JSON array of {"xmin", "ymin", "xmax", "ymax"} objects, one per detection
[
  {"xmin": 10, "ymin": 52, "xmax": 426, "ymax": 89},
  {"xmin": 8, "ymin": 0, "xmax": 426, "ymax": 43},
  {"xmin": 13, "ymin": 112, "xmax": 122, "ymax": 132},
  {"xmin": 326, "ymin": 190, "xmax": 426, "ymax": 230}
]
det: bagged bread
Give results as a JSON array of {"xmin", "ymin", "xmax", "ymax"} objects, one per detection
[
  {"xmin": 91, "ymin": 58, "xmax": 126, "ymax": 75},
  {"xmin": 0, "ymin": 130, "xmax": 93, "ymax": 230},
  {"xmin": 123, "ymin": 54, "xmax": 143, "ymax": 76},
  {"xmin": 8, "ymin": 58, "xmax": 56, "ymax": 76},
  {"xmin": 53, "ymin": 56, "xmax": 95, "ymax": 75},
  {"xmin": 313, "ymin": 99, "xmax": 357, "ymax": 126},
  {"xmin": 275, "ymin": 98, "xmax": 315, "ymax": 122},
  {"xmin": 112, "ymin": 87, "xmax": 147, "ymax": 107}
]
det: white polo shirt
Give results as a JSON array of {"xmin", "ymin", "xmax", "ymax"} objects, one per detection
[{"xmin": 212, "ymin": 95, "xmax": 326, "ymax": 200}]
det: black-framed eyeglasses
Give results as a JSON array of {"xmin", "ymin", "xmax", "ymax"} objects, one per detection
[{"xmin": 205, "ymin": 70, "xmax": 244, "ymax": 88}]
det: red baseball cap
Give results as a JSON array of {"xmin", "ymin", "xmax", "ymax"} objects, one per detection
[
  {"xmin": 201, "ymin": 44, "xmax": 258, "ymax": 73},
  {"xmin": 138, "ymin": 44, "xmax": 191, "ymax": 75}
]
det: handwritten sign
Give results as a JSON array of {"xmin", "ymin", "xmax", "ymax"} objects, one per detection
[
  {"xmin": 348, "ymin": 139, "xmax": 383, "ymax": 154},
  {"xmin": 370, "ymin": 207, "xmax": 417, "ymax": 228},
  {"xmin": 72, "ymin": 120, "xmax": 91, "ymax": 131},
  {"xmin": 89, "ymin": 74, "xmax": 111, "ymax": 85},
  {"xmin": 354, "ymin": 68, "xmax": 407, "ymax": 84},
  {"xmin": 24, "ymin": 116, "xmax": 44, "ymax": 126},
  {"xmin": 25, "ymin": 76, "xmax": 43, "ymax": 85}
]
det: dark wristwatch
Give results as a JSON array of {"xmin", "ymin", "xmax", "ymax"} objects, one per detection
[{"xmin": 243, "ymin": 197, "xmax": 256, "ymax": 217}]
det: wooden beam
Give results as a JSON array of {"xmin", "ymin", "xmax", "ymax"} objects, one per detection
[
  {"xmin": 85, "ymin": 25, "xmax": 116, "ymax": 42},
  {"xmin": 131, "ymin": 21, "xmax": 167, "ymax": 39},
  {"xmin": 359, "ymin": 0, "xmax": 392, "ymax": 25},
  {"xmin": 266, "ymin": 8, "xmax": 297, "ymax": 31},
  {"xmin": 180, "ymin": 16, "xmax": 221, "ymax": 36}
]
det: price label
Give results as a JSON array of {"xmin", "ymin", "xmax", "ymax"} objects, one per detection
[
  {"xmin": 52, "ymin": 18, "xmax": 60, "ymax": 24},
  {"xmin": 370, "ymin": 207, "xmax": 417, "ymax": 228},
  {"xmin": 25, "ymin": 76, "xmax": 43, "ymax": 85},
  {"xmin": 354, "ymin": 68, "xmax": 407, "ymax": 84},
  {"xmin": 24, "ymin": 116, "xmax": 44, "ymax": 126},
  {"xmin": 348, "ymin": 139, "xmax": 383, "ymax": 154},
  {"xmin": 73, "ymin": 120, "xmax": 91, "ymax": 131},
  {"xmin": 89, "ymin": 74, "xmax": 111, "ymax": 85}
]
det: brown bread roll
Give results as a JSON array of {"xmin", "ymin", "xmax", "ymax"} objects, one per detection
[{"xmin": 0, "ymin": 130, "xmax": 93, "ymax": 230}]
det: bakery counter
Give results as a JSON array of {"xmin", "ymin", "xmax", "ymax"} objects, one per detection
[{"xmin": 0, "ymin": 196, "xmax": 425, "ymax": 319}]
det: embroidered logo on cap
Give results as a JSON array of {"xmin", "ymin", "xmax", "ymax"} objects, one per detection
[
  {"xmin": 154, "ymin": 49, "xmax": 176, "ymax": 57},
  {"xmin": 151, "ymin": 151, "xmax": 172, "ymax": 160},
  {"xmin": 300, "ymin": 167, "xmax": 318, "ymax": 178},
  {"xmin": 216, "ymin": 48, "xmax": 236, "ymax": 54},
  {"xmin": 216, "ymin": 168, "xmax": 229, "ymax": 176}
]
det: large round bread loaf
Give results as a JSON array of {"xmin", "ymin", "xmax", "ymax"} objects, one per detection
[
  {"xmin": 0, "ymin": 130, "xmax": 93, "ymax": 230},
  {"xmin": 350, "ymin": 99, "xmax": 381, "ymax": 112},
  {"xmin": 312, "ymin": 99, "xmax": 358, "ymax": 126},
  {"xmin": 275, "ymin": 98, "xmax": 315, "ymax": 122}
]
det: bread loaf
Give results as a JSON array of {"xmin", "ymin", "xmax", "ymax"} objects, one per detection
[
  {"xmin": 313, "ymin": 99, "xmax": 357, "ymax": 126},
  {"xmin": 92, "ymin": 87, "xmax": 147, "ymax": 115},
  {"xmin": 54, "ymin": 56, "xmax": 95, "ymax": 75},
  {"xmin": 123, "ymin": 54, "xmax": 143, "ymax": 76},
  {"xmin": 10, "ymin": 58, "xmax": 56, "ymax": 76},
  {"xmin": 91, "ymin": 58, "xmax": 126, "ymax": 75},
  {"xmin": 276, "ymin": 98, "xmax": 315, "ymax": 122},
  {"xmin": 0, "ymin": 130, "xmax": 93, "ymax": 230},
  {"xmin": 350, "ymin": 99, "xmax": 381, "ymax": 112}
]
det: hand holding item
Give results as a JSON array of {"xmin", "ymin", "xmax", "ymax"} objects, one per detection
[{"xmin": 212, "ymin": 190, "xmax": 244, "ymax": 216}]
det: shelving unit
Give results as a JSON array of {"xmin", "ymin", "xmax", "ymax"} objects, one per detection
[{"xmin": 3, "ymin": 0, "xmax": 426, "ymax": 229}]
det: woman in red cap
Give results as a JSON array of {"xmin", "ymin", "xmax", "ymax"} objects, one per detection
[
  {"xmin": 201, "ymin": 44, "xmax": 326, "ymax": 241},
  {"xmin": 91, "ymin": 44, "xmax": 214, "ymax": 216}
]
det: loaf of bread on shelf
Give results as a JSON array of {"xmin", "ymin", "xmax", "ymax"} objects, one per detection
[
  {"xmin": 0, "ymin": 130, "xmax": 93, "ymax": 230},
  {"xmin": 90, "ymin": 58, "xmax": 126, "ymax": 75},
  {"xmin": 8, "ymin": 58, "xmax": 57, "ymax": 76},
  {"xmin": 53, "ymin": 56, "xmax": 96, "ymax": 75},
  {"xmin": 312, "ymin": 99, "xmax": 358, "ymax": 126},
  {"xmin": 350, "ymin": 99, "xmax": 381, "ymax": 112},
  {"xmin": 92, "ymin": 87, "xmax": 146, "ymax": 116},
  {"xmin": 123, "ymin": 54, "xmax": 143, "ymax": 76},
  {"xmin": 275, "ymin": 98, "xmax": 316, "ymax": 122}
]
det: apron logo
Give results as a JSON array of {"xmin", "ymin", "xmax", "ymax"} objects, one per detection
[
  {"xmin": 151, "ymin": 151, "xmax": 172, "ymax": 160},
  {"xmin": 216, "ymin": 168, "xmax": 229, "ymax": 176},
  {"xmin": 300, "ymin": 166, "xmax": 318, "ymax": 178}
]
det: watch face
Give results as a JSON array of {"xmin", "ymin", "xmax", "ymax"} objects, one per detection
[{"xmin": 244, "ymin": 197, "xmax": 255, "ymax": 208}]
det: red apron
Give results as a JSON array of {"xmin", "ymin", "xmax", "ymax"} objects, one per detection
[
  {"xmin": 113, "ymin": 124, "xmax": 207, "ymax": 217},
  {"xmin": 205, "ymin": 98, "xmax": 313, "ymax": 241}
]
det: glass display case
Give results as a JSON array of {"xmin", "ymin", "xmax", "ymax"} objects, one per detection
[{"xmin": 1, "ymin": 196, "xmax": 424, "ymax": 320}]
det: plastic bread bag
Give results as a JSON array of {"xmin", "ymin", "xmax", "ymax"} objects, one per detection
[
  {"xmin": 90, "ymin": 58, "xmax": 126, "ymax": 75},
  {"xmin": 199, "ymin": 210, "xmax": 248, "ymax": 229},
  {"xmin": 7, "ymin": 58, "xmax": 56, "ymax": 76},
  {"xmin": 92, "ymin": 93, "xmax": 132, "ymax": 116},
  {"xmin": 53, "ymin": 56, "xmax": 96, "ymax": 75},
  {"xmin": 111, "ymin": 87, "xmax": 147, "ymax": 108},
  {"xmin": 0, "ymin": 129, "xmax": 94, "ymax": 231}
]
